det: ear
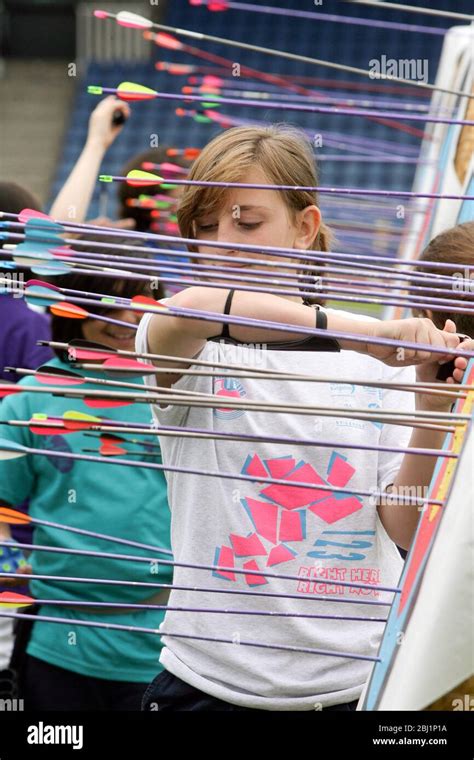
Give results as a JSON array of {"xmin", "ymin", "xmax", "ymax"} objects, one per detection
[{"xmin": 293, "ymin": 205, "xmax": 321, "ymax": 250}]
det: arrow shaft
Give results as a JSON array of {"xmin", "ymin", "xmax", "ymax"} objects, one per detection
[
  {"xmin": 5, "ymin": 597, "xmax": 386, "ymax": 623},
  {"xmin": 0, "ymin": 509, "xmax": 172, "ymax": 556},
  {"xmin": 106, "ymin": 174, "xmax": 474, "ymax": 201},
  {"xmin": 1, "ymin": 540, "xmax": 399, "ymax": 593},
  {"xmin": 23, "ymin": 288, "xmax": 474, "ymax": 359},
  {"xmin": 145, "ymin": 20, "xmax": 472, "ymax": 98},
  {"xmin": 0, "ymin": 383, "xmax": 466, "ymax": 423},
  {"xmin": 104, "ymin": 85, "xmax": 474, "ymax": 126},
  {"xmin": 0, "ymin": 611, "xmax": 380, "ymax": 662},
  {"xmin": 45, "ymin": 340, "xmax": 474, "ymax": 391},
  {"xmin": 207, "ymin": 0, "xmax": 449, "ymax": 35}
]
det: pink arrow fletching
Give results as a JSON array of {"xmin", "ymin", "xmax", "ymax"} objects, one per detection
[
  {"xmin": 35, "ymin": 371, "xmax": 84, "ymax": 387},
  {"xmin": 26, "ymin": 279, "xmax": 61, "ymax": 292},
  {"xmin": 18, "ymin": 208, "xmax": 51, "ymax": 224},
  {"xmin": 29, "ymin": 420, "xmax": 69, "ymax": 436},
  {"xmin": 50, "ymin": 246, "xmax": 74, "ymax": 258},
  {"xmin": 84, "ymin": 397, "xmax": 133, "ymax": 409},
  {"xmin": 71, "ymin": 348, "xmax": 116, "ymax": 362},
  {"xmin": 0, "ymin": 386, "xmax": 22, "ymax": 399},
  {"xmin": 102, "ymin": 357, "xmax": 152, "ymax": 373},
  {"xmin": 155, "ymin": 33, "xmax": 183, "ymax": 50},
  {"xmin": 208, "ymin": 1, "xmax": 229, "ymax": 10}
]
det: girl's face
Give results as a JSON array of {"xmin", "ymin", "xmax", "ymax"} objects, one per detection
[
  {"xmin": 81, "ymin": 308, "xmax": 140, "ymax": 352},
  {"xmin": 192, "ymin": 167, "xmax": 321, "ymax": 301}
]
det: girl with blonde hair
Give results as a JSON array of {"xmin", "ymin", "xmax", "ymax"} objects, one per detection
[{"xmin": 137, "ymin": 125, "xmax": 468, "ymax": 711}]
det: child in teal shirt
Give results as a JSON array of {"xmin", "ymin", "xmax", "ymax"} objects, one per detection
[{"xmin": 0, "ymin": 272, "xmax": 172, "ymax": 709}]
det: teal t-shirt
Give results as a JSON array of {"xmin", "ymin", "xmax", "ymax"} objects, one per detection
[{"xmin": 0, "ymin": 357, "xmax": 172, "ymax": 682}]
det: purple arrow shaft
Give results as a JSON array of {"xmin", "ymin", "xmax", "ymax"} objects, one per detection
[
  {"xmin": 0, "ymin": 571, "xmax": 391, "ymax": 606},
  {"xmin": 17, "ymin": 598, "xmax": 387, "ymax": 623},
  {"xmin": 0, "ymin": 611, "xmax": 380, "ymax": 662},
  {"xmin": 100, "ymin": 86, "xmax": 474, "ymax": 127},
  {"xmin": 209, "ymin": 0, "xmax": 448, "ymax": 36},
  {"xmin": 1, "ymin": 540, "xmax": 401, "ymax": 593},
  {"xmin": 8, "ymin": 218, "xmax": 471, "ymax": 272},
  {"xmin": 107, "ymin": 175, "xmax": 474, "ymax": 201},
  {"xmin": 41, "ymin": 416, "xmax": 460, "ymax": 459},
  {"xmin": 29, "ymin": 290, "xmax": 474, "ymax": 356},
  {"xmin": 39, "ymin": 266, "xmax": 474, "ymax": 314},
  {"xmin": 0, "ymin": 447, "xmax": 445, "ymax": 507},
  {"xmin": 3, "ymin": 510, "xmax": 172, "ymax": 557}
]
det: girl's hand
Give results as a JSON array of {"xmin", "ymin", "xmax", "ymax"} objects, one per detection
[
  {"xmin": 415, "ymin": 329, "xmax": 474, "ymax": 411},
  {"xmin": 367, "ymin": 317, "xmax": 460, "ymax": 367},
  {"xmin": 86, "ymin": 96, "xmax": 130, "ymax": 151}
]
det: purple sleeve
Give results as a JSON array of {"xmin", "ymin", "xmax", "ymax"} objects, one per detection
[{"xmin": 0, "ymin": 302, "xmax": 53, "ymax": 381}]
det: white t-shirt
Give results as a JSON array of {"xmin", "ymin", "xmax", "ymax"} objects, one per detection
[
  {"xmin": 0, "ymin": 617, "xmax": 14, "ymax": 671},
  {"xmin": 136, "ymin": 309, "xmax": 414, "ymax": 710}
]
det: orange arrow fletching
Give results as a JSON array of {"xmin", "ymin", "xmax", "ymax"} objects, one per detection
[
  {"xmin": 100, "ymin": 443, "xmax": 127, "ymax": 456},
  {"xmin": 50, "ymin": 302, "xmax": 89, "ymax": 319},
  {"xmin": 0, "ymin": 591, "xmax": 35, "ymax": 609},
  {"xmin": 131, "ymin": 295, "xmax": 166, "ymax": 312},
  {"xmin": 0, "ymin": 507, "xmax": 31, "ymax": 525}
]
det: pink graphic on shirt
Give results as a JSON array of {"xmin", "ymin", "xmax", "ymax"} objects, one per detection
[
  {"xmin": 213, "ymin": 545, "xmax": 236, "ymax": 581},
  {"xmin": 326, "ymin": 455, "xmax": 356, "ymax": 487},
  {"xmin": 242, "ymin": 498, "xmax": 279, "ymax": 543},
  {"xmin": 230, "ymin": 532, "xmax": 267, "ymax": 557},
  {"xmin": 279, "ymin": 509, "xmax": 306, "ymax": 542},
  {"xmin": 244, "ymin": 455, "xmax": 269, "ymax": 479},
  {"xmin": 243, "ymin": 560, "xmax": 268, "ymax": 586},
  {"xmin": 266, "ymin": 456, "xmax": 296, "ymax": 479},
  {"xmin": 215, "ymin": 451, "xmax": 364, "ymax": 585},
  {"xmin": 260, "ymin": 462, "xmax": 328, "ymax": 509},
  {"xmin": 308, "ymin": 495, "xmax": 363, "ymax": 523},
  {"xmin": 267, "ymin": 544, "xmax": 297, "ymax": 566}
]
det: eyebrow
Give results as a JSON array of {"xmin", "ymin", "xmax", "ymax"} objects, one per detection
[
  {"xmin": 229, "ymin": 205, "xmax": 270, "ymax": 212},
  {"xmin": 195, "ymin": 205, "xmax": 270, "ymax": 220}
]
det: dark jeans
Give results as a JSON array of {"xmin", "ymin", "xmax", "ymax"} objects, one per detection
[
  {"xmin": 22, "ymin": 654, "xmax": 148, "ymax": 711},
  {"xmin": 142, "ymin": 669, "xmax": 359, "ymax": 712}
]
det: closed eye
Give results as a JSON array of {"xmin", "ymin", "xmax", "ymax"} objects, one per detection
[
  {"xmin": 236, "ymin": 222, "xmax": 262, "ymax": 230},
  {"xmin": 196, "ymin": 223, "xmax": 217, "ymax": 232}
]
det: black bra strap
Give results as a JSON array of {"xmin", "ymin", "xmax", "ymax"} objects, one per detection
[
  {"xmin": 208, "ymin": 292, "xmax": 339, "ymax": 351},
  {"xmin": 219, "ymin": 289, "xmax": 236, "ymax": 339}
]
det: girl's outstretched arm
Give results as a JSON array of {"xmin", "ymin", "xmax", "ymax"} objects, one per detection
[{"xmin": 145, "ymin": 286, "xmax": 461, "ymax": 386}]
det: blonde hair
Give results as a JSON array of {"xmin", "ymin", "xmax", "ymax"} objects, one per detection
[{"xmin": 177, "ymin": 125, "xmax": 332, "ymax": 300}]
